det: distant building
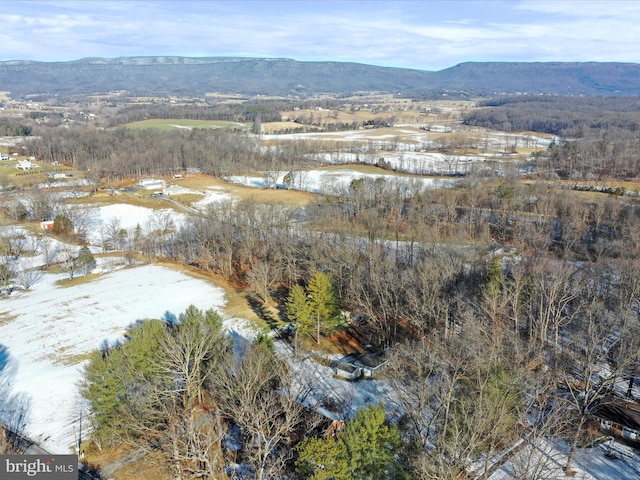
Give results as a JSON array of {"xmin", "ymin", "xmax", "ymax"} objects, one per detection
[
  {"xmin": 427, "ymin": 125, "xmax": 453, "ymax": 133},
  {"xmin": 163, "ymin": 184, "xmax": 191, "ymax": 196},
  {"xmin": 138, "ymin": 178, "xmax": 166, "ymax": 189},
  {"xmin": 16, "ymin": 159, "xmax": 33, "ymax": 170}
]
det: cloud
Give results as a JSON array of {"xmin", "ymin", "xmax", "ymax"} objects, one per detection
[{"xmin": 0, "ymin": 1, "xmax": 638, "ymax": 70}]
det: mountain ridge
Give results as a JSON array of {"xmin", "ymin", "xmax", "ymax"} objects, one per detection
[{"xmin": 1, "ymin": 56, "xmax": 639, "ymax": 98}]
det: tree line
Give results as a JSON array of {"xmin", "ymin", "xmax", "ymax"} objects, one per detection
[{"xmin": 464, "ymin": 95, "xmax": 640, "ymax": 137}]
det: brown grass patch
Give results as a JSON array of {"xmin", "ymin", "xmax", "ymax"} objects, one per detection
[
  {"xmin": 0, "ymin": 311, "xmax": 18, "ymax": 327},
  {"xmin": 178, "ymin": 173, "xmax": 317, "ymax": 207},
  {"xmin": 83, "ymin": 444, "xmax": 172, "ymax": 480},
  {"xmin": 262, "ymin": 121, "xmax": 320, "ymax": 133}
]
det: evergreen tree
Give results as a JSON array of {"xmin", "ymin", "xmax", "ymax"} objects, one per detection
[
  {"xmin": 53, "ymin": 214, "xmax": 73, "ymax": 236},
  {"xmin": 296, "ymin": 404, "xmax": 405, "ymax": 480},
  {"xmin": 307, "ymin": 272, "xmax": 342, "ymax": 343},
  {"xmin": 286, "ymin": 283, "xmax": 312, "ymax": 344},
  {"xmin": 77, "ymin": 246, "xmax": 97, "ymax": 275},
  {"xmin": 81, "ymin": 319, "xmax": 167, "ymax": 446},
  {"xmin": 283, "ymin": 171, "xmax": 294, "ymax": 189},
  {"xmin": 340, "ymin": 404, "xmax": 405, "ymax": 480},
  {"xmin": 295, "ymin": 436, "xmax": 349, "ymax": 480}
]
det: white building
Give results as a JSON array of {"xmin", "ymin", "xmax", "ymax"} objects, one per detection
[
  {"xmin": 16, "ymin": 159, "xmax": 34, "ymax": 170},
  {"xmin": 138, "ymin": 179, "xmax": 166, "ymax": 189}
]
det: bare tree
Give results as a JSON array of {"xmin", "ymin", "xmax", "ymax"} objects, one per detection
[
  {"xmin": 386, "ymin": 340, "xmax": 449, "ymax": 449},
  {"xmin": 526, "ymin": 261, "xmax": 581, "ymax": 359},
  {"xmin": 246, "ymin": 258, "xmax": 281, "ymax": 304},
  {"xmin": 14, "ymin": 262, "xmax": 44, "ymax": 290},
  {"xmin": 210, "ymin": 341, "xmax": 312, "ymax": 480},
  {"xmin": 558, "ymin": 288, "xmax": 640, "ymax": 473}
]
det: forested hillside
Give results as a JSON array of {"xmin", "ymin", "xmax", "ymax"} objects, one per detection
[{"xmin": 1, "ymin": 57, "xmax": 640, "ymax": 98}]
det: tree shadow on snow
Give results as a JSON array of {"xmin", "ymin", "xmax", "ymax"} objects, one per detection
[
  {"xmin": 0, "ymin": 344, "xmax": 32, "ymax": 440},
  {"xmin": 246, "ymin": 295, "xmax": 279, "ymax": 330}
]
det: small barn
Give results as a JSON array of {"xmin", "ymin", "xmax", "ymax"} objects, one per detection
[
  {"xmin": 354, "ymin": 353, "xmax": 388, "ymax": 379},
  {"xmin": 335, "ymin": 362, "xmax": 362, "ymax": 381}
]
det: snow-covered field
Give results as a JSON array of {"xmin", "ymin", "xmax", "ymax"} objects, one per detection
[
  {"xmin": 261, "ymin": 126, "xmax": 555, "ymax": 179},
  {"xmin": 263, "ymin": 127, "xmax": 554, "ymax": 150},
  {"xmin": 227, "ymin": 168, "xmax": 454, "ymax": 195},
  {"xmin": 0, "ymin": 263, "xmax": 232, "ymax": 454},
  {"xmin": 0, "ymin": 199, "xmax": 253, "ymax": 454}
]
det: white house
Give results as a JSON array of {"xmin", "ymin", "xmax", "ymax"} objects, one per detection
[{"xmin": 16, "ymin": 159, "xmax": 34, "ymax": 170}]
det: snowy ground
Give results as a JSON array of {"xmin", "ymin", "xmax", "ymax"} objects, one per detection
[
  {"xmin": 272, "ymin": 339, "xmax": 402, "ymax": 424},
  {"xmin": 488, "ymin": 436, "xmax": 640, "ymax": 480},
  {"xmin": 263, "ymin": 128, "xmax": 553, "ymax": 175},
  {"xmin": 0, "ymin": 262, "xmax": 232, "ymax": 453},
  {"xmin": 226, "ymin": 168, "xmax": 454, "ymax": 195},
  {"xmin": 0, "ymin": 198, "xmax": 251, "ymax": 454},
  {"xmin": 84, "ymin": 203, "xmax": 188, "ymax": 247},
  {"xmin": 263, "ymin": 127, "xmax": 554, "ymax": 150}
]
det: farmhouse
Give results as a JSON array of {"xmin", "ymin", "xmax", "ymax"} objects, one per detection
[
  {"xmin": 16, "ymin": 159, "xmax": 34, "ymax": 170},
  {"xmin": 591, "ymin": 395, "xmax": 640, "ymax": 443}
]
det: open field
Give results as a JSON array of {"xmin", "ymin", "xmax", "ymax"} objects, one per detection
[
  {"xmin": 0, "ymin": 261, "xmax": 231, "ymax": 453},
  {"xmin": 176, "ymin": 173, "xmax": 317, "ymax": 206},
  {"xmin": 123, "ymin": 118, "xmax": 250, "ymax": 131}
]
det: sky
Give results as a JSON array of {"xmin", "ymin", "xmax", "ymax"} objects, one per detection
[{"xmin": 0, "ymin": 1, "xmax": 638, "ymax": 71}]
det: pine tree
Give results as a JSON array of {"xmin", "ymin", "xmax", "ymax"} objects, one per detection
[
  {"xmin": 295, "ymin": 436, "xmax": 350, "ymax": 480},
  {"xmin": 295, "ymin": 404, "xmax": 405, "ymax": 480},
  {"xmin": 77, "ymin": 246, "xmax": 97, "ymax": 275},
  {"xmin": 307, "ymin": 272, "xmax": 341, "ymax": 343},
  {"xmin": 339, "ymin": 404, "xmax": 404, "ymax": 479},
  {"xmin": 53, "ymin": 214, "xmax": 73, "ymax": 236},
  {"xmin": 287, "ymin": 283, "xmax": 312, "ymax": 338}
]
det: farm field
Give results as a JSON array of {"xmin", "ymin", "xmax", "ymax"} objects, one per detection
[
  {"xmin": 123, "ymin": 118, "xmax": 249, "ymax": 131},
  {"xmin": 226, "ymin": 164, "xmax": 454, "ymax": 194}
]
